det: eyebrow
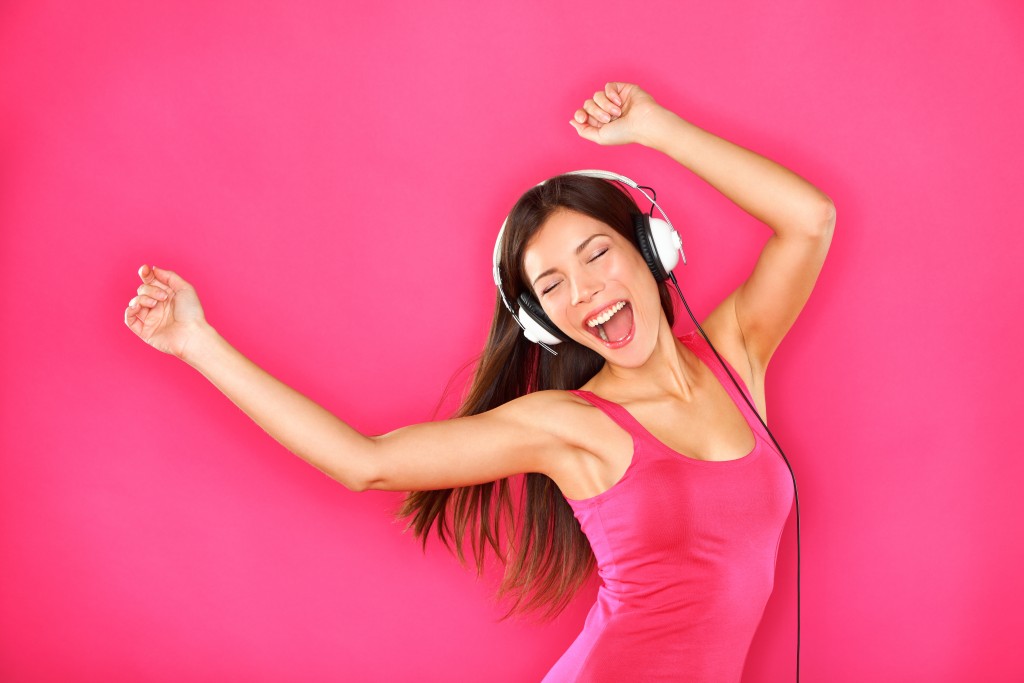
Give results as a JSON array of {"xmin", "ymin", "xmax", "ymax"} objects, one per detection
[{"xmin": 531, "ymin": 234, "xmax": 609, "ymax": 287}]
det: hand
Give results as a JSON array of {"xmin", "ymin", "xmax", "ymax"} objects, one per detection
[
  {"xmin": 124, "ymin": 264, "xmax": 208, "ymax": 359},
  {"xmin": 568, "ymin": 82, "xmax": 662, "ymax": 147}
]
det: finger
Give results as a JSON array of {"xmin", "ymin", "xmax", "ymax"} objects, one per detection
[
  {"xmin": 126, "ymin": 297, "xmax": 143, "ymax": 329},
  {"xmin": 593, "ymin": 91, "xmax": 620, "ymax": 118},
  {"xmin": 138, "ymin": 264, "xmax": 170, "ymax": 289},
  {"xmin": 583, "ymin": 99, "xmax": 612, "ymax": 124},
  {"xmin": 604, "ymin": 82, "xmax": 623, "ymax": 107},
  {"xmin": 125, "ymin": 299, "xmax": 152, "ymax": 335},
  {"xmin": 139, "ymin": 266, "xmax": 173, "ymax": 301},
  {"xmin": 136, "ymin": 283, "xmax": 170, "ymax": 300},
  {"xmin": 148, "ymin": 264, "xmax": 192, "ymax": 290},
  {"xmin": 137, "ymin": 265, "xmax": 171, "ymax": 295},
  {"xmin": 147, "ymin": 277, "xmax": 173, "ymax": 294},
  {"xmin": 130, "ymin": 293, "xmax": 162, "ymax": 309},
  {"xmin": 125, "ymin": 302, "xmax": 142, "ymax": 332},
  {"xmin": 569, "ymin": 118, "xmax": 599, "ymax": 143},
  {"xmin": 573, "ymin": 107, "xmax": 603, "ymax": 127}
]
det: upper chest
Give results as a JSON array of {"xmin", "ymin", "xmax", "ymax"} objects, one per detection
[
  {"xmin": 549, "ymin": 330, "xmax": 767, "ymax": 500},
  {"xmin": 617, "ymin": 352, "xmax": 761, "ymax": 462}
]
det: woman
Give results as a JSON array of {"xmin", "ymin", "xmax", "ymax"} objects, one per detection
[{"xmin": 124, "ymin": 81, "xmax": 834, "ymax": 682}]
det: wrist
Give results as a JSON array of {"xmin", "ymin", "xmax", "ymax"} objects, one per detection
[
  {"xmin": 178, "ymin": 321, "xmax": 222, "ymax": 369},
  {"xmin": 636, "ymin": 106, "xmax": 688, "ymax": 152}
]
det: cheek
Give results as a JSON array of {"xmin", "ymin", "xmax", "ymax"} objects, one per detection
[
  {"xmin": 608, "ymin": 252, "xmax": 654, "ymax": 291},
  {"xmin": 537, "ymin": 289, "xmax": 568, "ymax": 322}
]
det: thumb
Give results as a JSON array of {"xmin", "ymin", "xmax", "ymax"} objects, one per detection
[
  {"xmin": 569, "ymin": 119, "xmax": 598, "ymax": 143},
  {"xmin": 150, "ymin": 265, "xmax": 191, "ymax": 292}
]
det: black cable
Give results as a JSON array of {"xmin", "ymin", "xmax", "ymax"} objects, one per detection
[{"xmin": 668, "ymin": 271, "xmax": 801, "ymax": 683}]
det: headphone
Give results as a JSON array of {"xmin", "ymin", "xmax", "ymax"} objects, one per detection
[
  {"xmin": 492, "ymin": 169, "xmax": 805, "ymax": 683},
  {"xmin": 492, "ymin": 169, "xmax": 684, "ymax": 356}
]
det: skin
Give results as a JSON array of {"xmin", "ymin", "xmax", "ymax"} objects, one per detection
[
  {"xmin": 124, "ymin": 82, "xmax": 834, "ymax": 500},
  {"xmin": 521, "ymin": 209, "xmax": 767, "ymax": 499}
]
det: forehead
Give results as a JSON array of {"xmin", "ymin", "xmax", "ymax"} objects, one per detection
[{"xmin": 522, "ymin": 210, "xmax": 617, "ymax": 276}]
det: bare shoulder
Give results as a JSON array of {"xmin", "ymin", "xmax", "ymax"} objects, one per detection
[
  {"xmin": 510, "ymin": 389, "xmax": 634, "ymax": 499},
  {"xmin": 366, "ymin": 389, "xmax": 599, "ymax": 493},
  {"xmin": 503, "ymin": 389, "xmax": 599, "ymax": 449}
]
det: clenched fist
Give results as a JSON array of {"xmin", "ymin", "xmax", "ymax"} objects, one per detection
[{"xmin": 568, "ymin": 81, "xmax": 662, "ymax": 147}]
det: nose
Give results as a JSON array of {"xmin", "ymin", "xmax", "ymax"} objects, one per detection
[{"xmin": 570, "ymin": 269, "xmax": 603, "ymax": 306}]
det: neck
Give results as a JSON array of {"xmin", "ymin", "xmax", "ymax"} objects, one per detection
[{"xmin": 589, "ymin": 315, "xmax": 701, "ymax": 402}]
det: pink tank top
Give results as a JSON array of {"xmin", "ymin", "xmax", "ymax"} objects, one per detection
[{"xmin": 541, "ymin": 330, "xmax": 794, "ymax": 683}]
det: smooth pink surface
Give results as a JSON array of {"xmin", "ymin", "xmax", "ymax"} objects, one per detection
[{"xmin": 1, "ymin": 1, "xmax": 1021, "ymax": 681}]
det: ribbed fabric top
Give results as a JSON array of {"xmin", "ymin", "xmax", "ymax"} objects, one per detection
[{"xmin": 541, "ymin": 330, "xmax": 794, "ymax": 683}]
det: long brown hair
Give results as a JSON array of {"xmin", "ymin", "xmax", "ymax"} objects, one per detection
[{"xmin": 395, "ymin": 173, "xmax": 676, "ymax": 622}]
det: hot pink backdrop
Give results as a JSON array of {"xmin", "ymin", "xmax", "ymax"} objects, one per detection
[{"xmin": 1, "ymin": 1, "xmax": 1021, "ymax": 681}]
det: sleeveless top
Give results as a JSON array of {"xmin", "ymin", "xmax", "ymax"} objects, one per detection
[{"xmin": 540, "ymin": 330, "xmax": 794, "ymax": 683}]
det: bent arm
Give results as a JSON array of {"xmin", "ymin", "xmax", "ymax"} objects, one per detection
[
  {"xmin": 639, "ymin": 107, "xmax": 834, "ymax": 235},
  {"xmin": 640, "ymin": 106, "xmax": 835, "ymax": 369}
]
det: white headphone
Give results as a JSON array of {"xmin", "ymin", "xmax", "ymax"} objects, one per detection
[{"xmin": 492, "ymin": 170, "xmax": 685, "ymax": 355}]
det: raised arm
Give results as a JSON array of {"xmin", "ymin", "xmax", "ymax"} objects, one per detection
[
  {"xmin": 125, "ymin": 265, "xmax": 563, "ymax": 492},
  {"xmin": 570, "ymin": 83, "xmax": 835, "ymax": 371},
  {"xmin": 639, "ymin": 106, "xmax": 835, "ymax": 370}
]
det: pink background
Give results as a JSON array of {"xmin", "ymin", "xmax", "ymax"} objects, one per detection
[{"xmin": 2, "ymin": 1, "xmax": 1022, "ymax": 681}]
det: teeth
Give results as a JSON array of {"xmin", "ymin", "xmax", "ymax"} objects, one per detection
[{"xmin": 587, "ymin": 301, "xmax": 626, "ymax": 327}]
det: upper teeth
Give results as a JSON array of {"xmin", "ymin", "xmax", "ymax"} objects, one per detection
[{"xmin": 587, "ymin": 301, "xmax": 626, "ymax": 327}]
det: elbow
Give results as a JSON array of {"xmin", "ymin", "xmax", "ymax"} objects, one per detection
[
  {"xmin": 330, "ymin": 440, "xmax": 379, "ymax": 493},
  {"xmin": 345, "ymin": 437, "xmax": 382, "ymax": 492},
  {"xmin": 350, "ymin": 463, "xmax": 384, "ymax": 492},
  {"xmin": 319, "ymin": 464, "xmax": 370, "ymax": 493},
  {"xmin": 342, "ymin": 474, "xmax": 370, "ymax": 493},
  {"xmin": 810, "ymin": 197, "xmax": 836, "ymax": 237},
  {"xmin": 343, "ymin": 464, "xmax": 379, "ymax": 493},
  {"xmin": 788, "ymin": 196, "xmax": 835, "ymax": 239}
]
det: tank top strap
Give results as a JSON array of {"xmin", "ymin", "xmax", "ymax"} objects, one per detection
[{"xmin": 568, "ymin": 389, "xmax": 645, "ymax": 437}]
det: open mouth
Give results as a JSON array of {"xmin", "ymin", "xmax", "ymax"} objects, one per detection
[{"xmin": 585, "ymin": 301, "xmax": 635, "ymax": 346}]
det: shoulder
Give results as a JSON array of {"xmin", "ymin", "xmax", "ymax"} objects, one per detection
[
  {"xmin": 502, "ymin": 389, "xmax": 632, "ymax": 493},
  {"xmin": 497, "ymin": 389, "xmax": 619, "ymax": 459},
  {"xmin": 498, "ymin": 389, "xmax": 594, "ymax": 440}
]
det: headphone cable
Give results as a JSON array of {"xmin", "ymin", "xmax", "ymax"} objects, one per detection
[{"xmin": 668, "ymin": 272, "xmax": 802, "ymax": 683}]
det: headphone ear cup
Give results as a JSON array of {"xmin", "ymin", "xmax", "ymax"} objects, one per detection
[
  {"xmin": 517, "ymin": 293, "xmax": 568, "ymax": 345},
  {"xmin": 648, "ymin": 216, "xmax": 681, "ymax": 275},
  {"xmin": 633, "ymin": 212, "xmax": 668, "ymax": 281}
]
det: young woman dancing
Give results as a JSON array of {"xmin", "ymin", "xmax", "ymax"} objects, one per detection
[{"xmin": 124, "ymin": 81, "xmax": 834, "ymax": 682}]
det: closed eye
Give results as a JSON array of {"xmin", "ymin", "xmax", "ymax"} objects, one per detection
[{"xmin": 540, "ymin": 249, "xmax": 607, "ymax": 295}]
